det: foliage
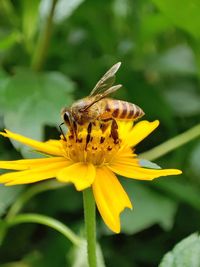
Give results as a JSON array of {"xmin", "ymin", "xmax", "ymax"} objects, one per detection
[
  {"xmin": 0, "ymin": 0, "xmax": 200, "ymax": 266},
  {"xmin": 159, "ymin": 233, "xmax": 200, "ymax": 267}
]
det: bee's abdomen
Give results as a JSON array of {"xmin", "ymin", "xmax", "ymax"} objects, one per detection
[{"xmin": 106, "ymin": 100, "xmax": 144, "ymax": 120}]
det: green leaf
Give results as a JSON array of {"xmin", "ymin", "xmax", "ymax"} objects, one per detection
[
  {"xmin": 189, "ymin": 141, "xmax": 200, "ymax": 178},
  {"xmin": 154, "ymin": 178, "xmax": 200, "ymax": 211},
  {"xmin": 2, "ymin": 70, "xmax": 74, "ymax": 156},
  {"xmin": 151, "ymin": 0, "xmax": 200, "ymax": 39},
  {"xmin": 139, "ymin": 159, "xmax": 161, "ymax": 169},
  {"xmin": 0, "ymin": 219, "xmax": 8, "ymax": 245},
  {"xmin": 0, "ymin": 71, "xmax": 9, "ymax": 114},
  {"xmin": 147, "ymin": 45, "xmax": 197, "ymax": 76},
  {"xmin": 21, "ymin": 0, "xmax": 40, "ymax": 51},
  {"xmin": 0, "ymin": 31, "xmax": 21, "ymax": 52},
  {"xmin": 163, "ymin": 81, "xmax": 200, "ymax": 116},
  {"xmin": 120, "ymin": 181, "xmax": 177, "ymax": 234},
  {"xmin": 43, "ymin": 186, "xmax": 82, "ymax": 215},
  {"xmin": 69, "ymin": 240, "xmax": 105, "ymax": 267},
  {"xmin": 140, "ymin": 13, "xmax": 173, "ymax": 41},
  {"xmin": 0, "ymin": 185, "xmax": 24, "ymax": 217},
  {"xmin": 159, "ymin": 233, "xmax": 200, "ymax": 267},
  {"xmin": 0, "ymin": 262, "xmax": 28, "ymax": 267},
  {"xmin": 40, "ymin": 0, "xmax": 85, "ymax": 24}
]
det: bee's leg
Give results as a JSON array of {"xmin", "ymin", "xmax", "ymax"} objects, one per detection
[
  {"xmin": 85, "ymin": 122, "xmax": 92, "ymax": 150},
  {"xmin": 100, "ymin": 123, "xmax": 109, "ymax": 133},
  {"xmin": 101, "ymin": 118, "xmax": 119, "ymax": 144},
  {"xmin": 59, "ymin": 122, "xmax": 67, "ymax": 141},
  {"xmin": 72, "ymin": 120, "xmax": 78, "ymax": 141},
  {"xmin": 99, "ymin": 118, "xmax": 111, "ymax": 133},
  {"xmin": 110, "ymin": 119, "xmax": 119, "ymax": 144}
]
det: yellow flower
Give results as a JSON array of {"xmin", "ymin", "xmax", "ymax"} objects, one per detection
[{"xmin": 0, "ymin": 120, "xmax": 181, "ymax": 233}]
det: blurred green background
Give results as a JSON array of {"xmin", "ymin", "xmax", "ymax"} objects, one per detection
[{"xmin": 0, "ymin": 0, "xmax": 200, "ymax": 266}]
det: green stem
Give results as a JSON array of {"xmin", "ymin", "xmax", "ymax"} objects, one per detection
[
  {"xmin": 140, "ymin": 124, "xmax": 200, "ymax": 161},
  {"xmin": 7, "ymin": 213, "xmax": 81, "ymax": 246},
  {"xmin": 83, "ymin": 188, "xmax": 97, "ymax": 267},
  {"xmin": 31, "ymin": 0, "xmax": 58, "ymax": 71},
  {"xmin": 6, "ymin": 180, "xmax": 65, "ymax": 220}
]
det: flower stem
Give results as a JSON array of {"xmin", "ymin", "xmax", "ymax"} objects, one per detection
[
  {"xmin": 7, "ymin": 213, "xmax": 81, "ymax": 246},
  {"xmin": 83, "ymin": 188, "xmax": 97, "ymax": 267},
  {"xmin": 31, "ymin": 0, "xmax": 58, "ymax": 71},
  {"xmin": 140, "ymin": 123, "xmax": 200, "ymax": 161}
]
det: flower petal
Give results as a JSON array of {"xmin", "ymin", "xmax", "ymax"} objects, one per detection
[
  {"xmin": 92, "ymin": 167, "xmax": 132, "ymax": 233},
  {"xmin": 57, "ymin": 162, "xmax": 96, "ymax": 191},
  {"xmin": 118, "ymin": 121, "xmax": 133, "ymax": 137},
  {"xmin": 124, "ymin": 120, "xmax": 159, "ymax": 147},
  {"xmin": 0, "ymin": 130, "xmax": 62, "ymax": 156},
  {"xmin": 108, "ymin": 159, "xmax": 182, "ymax": 180},
  {"xmin": 0, "ymin": 157, "xmax": 66, "ymax": 170},
  {"xmin": 0, "ymin": 161, "xmax": 70, "ymax": 185}
]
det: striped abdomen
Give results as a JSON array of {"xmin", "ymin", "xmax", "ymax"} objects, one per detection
[{"xmin": 100, "ymin": 99, "xmax": 145, "ymax": 121}]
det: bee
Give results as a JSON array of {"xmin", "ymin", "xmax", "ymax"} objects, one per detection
[{"xmin": 61, "ymin": 62, "xmax": 144, "ymax": 143}]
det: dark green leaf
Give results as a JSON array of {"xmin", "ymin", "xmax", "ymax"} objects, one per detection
[
  {"xmin": 0, "ymin": 262, "xmax": 28, "ymax": 267},
  {"xmin": 0, "ymin": 185, "xmax": 24, "ymax": 217},
  {"xmin": 0, "ymin": 219, "xmax": 8, "ymax": 245}
]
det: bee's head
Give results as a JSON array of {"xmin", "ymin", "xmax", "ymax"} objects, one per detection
[{"xmin": 61, "ymin": 108, "xmax": 72, "ymax": 127}]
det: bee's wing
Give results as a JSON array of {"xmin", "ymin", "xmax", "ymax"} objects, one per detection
[
  {"xmin": 80, "ymin": 84, "xmax": 122, "ymax": 112},
  {"xmin": 97, "ymin": 84, "xmax": 122, "ymax": 98},
  {"xmin": 89, "ymin": 62, "xmax": 121, "ymax": 97}
]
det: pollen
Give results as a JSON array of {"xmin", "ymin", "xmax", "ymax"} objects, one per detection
[{"xmin": 61, "ymin": 122, "xmax": 121, "ymax": 166}]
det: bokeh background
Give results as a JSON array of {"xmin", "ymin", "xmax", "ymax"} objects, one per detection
[{"xmin": 0, "ymin": 0, "xmax": 200, "ymax": 266}]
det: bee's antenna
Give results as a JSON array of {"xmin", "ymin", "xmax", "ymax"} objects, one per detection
[{"xmin": 59, "ymin": 122, "xmax": 66, "ymax": 141}]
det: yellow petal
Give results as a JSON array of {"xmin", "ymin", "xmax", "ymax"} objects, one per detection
[
  {"xmin": 92, "ymin": 167, "xmax": 132, "ymax": 233},
  {"xmin": 108, "ymin": 160, "xmax": 182, "ymax": 180},
  {"xmin": 0, "ymin": 157, "xmax": 66, "ymax": 170},
  {"xmin": 124, "ymin": 120, "xmax": 159, "ymax": 147},
  {"xmin": 57, "ymin": 162, "xmax": 96, "ymax": 191},
  {"xmin": 110, "ymin": 150, "xmax": 139, "ymax": 167},
  {"xmin": 0, "ymin": 160, "xmax": 70, "ymax": 185},
  {"xmin": 118, "ymin": 121, "xmax": 133, "ymax": 137},
  {"xmin": 0, "ymin": 130, "xmax": 62, "ymax": 156},
  {"xmin": 116, "ymin": 146, "xmax": 135, "ymax": 158}
]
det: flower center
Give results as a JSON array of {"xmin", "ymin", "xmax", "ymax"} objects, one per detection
[{"xmin": 61, "ymin": 121, "xmax": 121, "ymax": 166}]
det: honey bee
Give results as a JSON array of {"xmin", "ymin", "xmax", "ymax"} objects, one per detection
[{"xmin": 61, "ymin": 62, "xmax": 144, "ymax": 143}]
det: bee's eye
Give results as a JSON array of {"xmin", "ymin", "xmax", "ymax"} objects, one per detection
[{"xmin": 63, "ymin": 112, "xmax": 70, "ymax": 124}]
